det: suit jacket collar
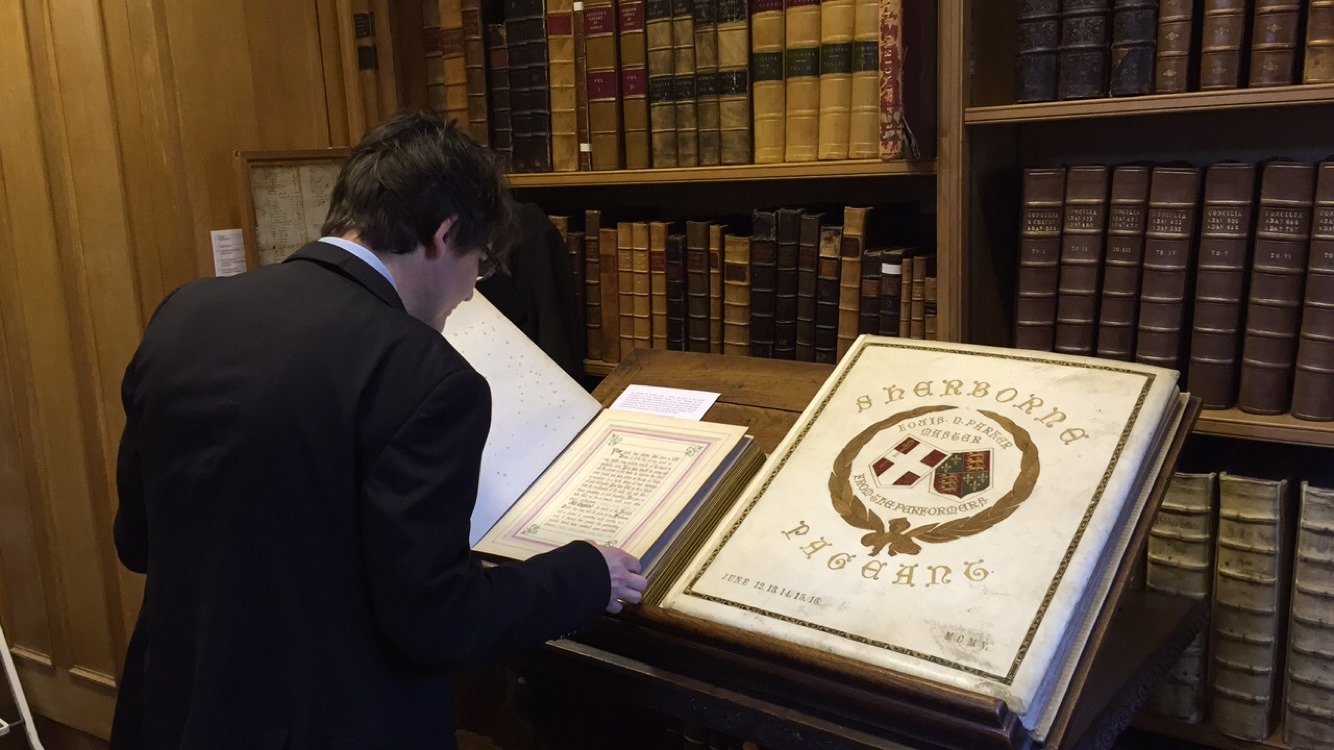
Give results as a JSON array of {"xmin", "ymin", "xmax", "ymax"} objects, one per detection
[{"xmin": 285, "ymin": 241, "xmax": 405, "ymax": 310}]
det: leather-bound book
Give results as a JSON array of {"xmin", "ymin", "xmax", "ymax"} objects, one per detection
[
  {"xmin": 750, "ymin": 210, "xmax": 778, "ymax": 356},
  {"xmin": 899, "ymin": 251, "xmax": 914, "ymax": 337},
  {"xmin": 1187, "ymin": 162, "xmax": 1257, "ymax": 409},
  {"xmin": 717, "ymin": 0, "xmax": 752, "ymax": 163},
  {"xmin": 568, "ymin": 230, "xmax": 586, "ymax": 324},
  {"xmin": 1249, "ymin": 0, "xmax": 1304, "ymax": 86},
  {"xmin": 910, "ymin": 252, "xmax": 930, "ymax": 339},
  {"xmin": 650, "ymin": 222, "xmax": 670, "ymax": 348},
  {"xmin": 877, "ymin": 0, "xmax": 906, "ymax": 159},
  {"xmin": 924, "ymin": 258, "xmax": 938, "ymax": 340},
  {"xmin": 1145, "ymin": 472, "xmax": 1218, "ymax": 723},
  {"xmin": 647, "ymin": 0, "xmax": 679, "ymax": 167},
  {"xmin": 1308, "ymin": 0, "xmax": 1334, "ymax": 82},
  {"xmin": 548, "ymin": 0, "xmax": 580, "ymax": 171},
  {"xmin": 785, "ymin": 0, "xmax": 822, "ymax": 162},
  {"xmin": 425, "ymin": 2, "xmax": 447, "ymax": 118},
  {"xmin": 584, "ymin": 210, "xmax": 604, "ymax": 360},
  {"xmin": 1058, "ymin": 0, "xmax": 1112, "ymax": 99},
  {"xmin": 506, "ymin": 0, "xmax": 553, "ymax": 172},
  {"xmin": 752, "ymin": 0, "xmax": 786, "ymax": 163},
  {"xmin": 599, "ymin": 226, "xmax": 621, "ymax": 361},
  {"xmin": 695, "ymin": 0, "xmax": 723, "ymax": 165},
  {"xmin": 1199, "ymin": 0, "xmax": 1249, "ymax": 90},
  {"xmin": 1135, "ymin": 166, "xmax": 1202, "ymax": 372},
  {"xmin": 1238, "ymin": 161, "xmax": 1317, "ymax": 414},
  {"xmin": 1015, "ymin": 168, "xmax": 1066, "ymax": 351},
  {"xmin": 686, "ymin": 221, "xmax": 712, "ymax": 352},
  {"xmin": 774, "ymin": 208, "xmax": 802, "ymax": 359},
  {"xmin": 1284, "ymin": 482, "xmax": 1334, "ymax": 750},
  {"xmin": 1154, "ymin": 0, "xmax": 1199, "ymax": 93},
  {"xmin": 878, "ymin": 248, "xmax": 904, "ymax": 335},
  {"xmin": 440, "ymin": 0, "xmax": 470, "ymax": 131},
  {"xmin": 1017, "ymin": 0, "xmax": 1062, "ymax": 102},
  {"xmin": 837, "ymin": 206, "xmax": 868, "ymax": 356},
  {"xmin": 817, "ymin": 0, "xmax": 855, "ymax": 159},
  {"xmin": 672, "ymin": 0, "xmax": 701, "ymax": 166},
  {"xmin": 573, "ymin": 1, "xmax": 592, "ymax": 168},
  {"xmin": 1054, "ymin": 165, "xmax": 1111, "ymax": 355},
  {"xmin": 709, "ymin": 224, "xmax": 724, "ymax": 352},
  {"xmin": 1211, "ymin": 473, "xmax": 1293, "ymax": 742},
  {"xmin": 859, "ymin": 247, "xmax": 884, "ymax": 333},
  {"xmin": 632, "ymin": 222, "xmax": 653, "ymax": 350},
  {"xmin": 815, "ymin": 226, "xmax": 842, "ymax": 362},
  {"xmin": 847, "ymin": 0, "xmax": 879, "ymax": 156},
  {"xmin": 1097, "ymin": 166, "xmax": 1151, "ymax": 360},
  {"xmin": 722, "ymin": 234, "xmax": 752, "ymax": 355},
  {"xmin": 463, "ymin": 0, "xmax": 490, "ymax": 145},
  {"xmin": 584, "ymin": 0, "xmax": 623, "ymax": 170},
  {"xmin": 667, "ymin": 230, "xmax": 687, "ymax": 350},
  {"xmin": 485, "ymin": 24, "xmax": 515, "ymax": 170},
  {"xmin": 1111, "ymin": 0, "xmax": 1158, "ymax": 95},
  {"xmin": 619, "ymin": 0, "xmax": 651, "ymax": 169},
  {"xmin": 796, "ymin": 213, "xmax": 821, "ymax": 360},
  {"xmin": 1291, "ymin": 161, "xmax": 1334, "ymax": 421},
  {"xmin": 616, "ymin": 223, "xmax": 636, "ymax": 355}
]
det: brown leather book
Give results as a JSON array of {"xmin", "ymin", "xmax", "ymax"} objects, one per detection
[
  {"xmin": 847, "ymin": 0, "xmax": 879, "ymax": 156},
  {"xmin": 584, "ymin": 0, "xmax": 623, "ymax": 170},
  {"xmin": 619, "ymin": 0, "xmax": 652, "ymax": 169},
  {"xmin": 877, "ymin": 0, "xmax": 906, "ymax": 159},
  {"xmin": 440, "ymin": 0, "xmax": 469, "ymax": 132},
  {"xmin": 1111, "ymin": 0, "xmax": 1158, "ymax": 95},
  {"xmin": 910, "ymin": 251, "xmax": 929, "ymax": 338},
  {"xmin": 1136, "ymin": 166, "xmax": 1202, "ymax": 372},
  {"xmin": 567, "ymin": 229, "xmax": 586, "ymax": 327},
  {"xmin": 752, "ymin": 0, "xmax": 786, "ymax": 163},
  {"xmin": 686, "ymin": 221, "xmax": 712, "ymax": 351},
  {"xmin": 796, "ymin": 213, "xmax": 821, "ymax": 360},
  {"xmin": 1284, "ymin": 482, "xmax": 1334, "ymax": 749},
  {"xmin": 785, "ymin": 0, "xmax": 822, "ymax": 162},
  {"xmin": 722, "ymin": 234, "xmax": 752, "ymax": 355},
  {"xmin": 1054, "ymin": 165, "xmax": 1111, "ymax": 355},
  {"xmin": 1307, "ymin": 0, "xmax": 1334, "ymax": 83},
  {"xmin": 837, "ymin": 206, "xmax": 868, "ymax": 356},
  {"xmin": 1250, "ymin": 0, "xmax": 1304, "ymax": 86},
  {"xmin": 1018, "ymin": 0, "xmax": 1062, "ymax": 102},
  {"xmin": 774, "ymin": 208, "xmax": 802, "ymax": 359},
  {"xmin": 462, "ymin": 0, "xmax": 490, "ymax": 145},
  {"xmin": 1154, "ymin": 0, "xmax": 1199, "ymax": 93},
  {"xmin": 1059, "ymin": 0, "xmax": 1112, "ymax": 100},
  {"xmin": 1291, "ymin": 161, "xmax": 1334, "ymax": 422},
  {"xmin": 1238, "ymin": 161, "xmax": 1317, "ymax": 414},
  {"xmin": 584, "ymin": 210, "xmax": 603, "ymax": 361},
  {"xmin": 1200, "ymin": 0, "xmax": 1249, "ymax": 90},
  {"xmin": 424, "ymin": 2, "xmax": 448, "ymax": 118},
  {"xmin": 485, "ymin": 24, "xmax": 515, "ymax": 170},
  {"xmin": 709, "ymin": 224, "xmax": 724, "ymax": 352},
  {"xmin": 506, "ymin": 0, "xmax": 553, "ymax": 172},
  {"xmin": 878, "ymin": 248, "xmax": 904, "ymax": 335},
  {"xmin": 750, "ymin": 210, "xmax": 778, "ymax": 356},
  {"xmin": 1015, "ymin": 167, "xmax": 1066, "ymax": 351},
  {"xmin": 599, "ymin": 226, "xmax": 621, "ymax": 361},
  {"xmin": 899, "ymin": 250, "xmax": 914, "ymax": 337},
  {"xmin": 650, "ymin": 221, "xmax": 670, "ymax": 348},
  {"xmin": 616, "ymin": 223, "xmax": 636, "ymax": 356},
  {"xmin": 1187, "ymin": 163, "xmax": 1258, "ymax": 409},
  {"xmin": 672, "ymin": 0, "xmax": 701, "ymax": 166},
  {"xmin": 632, "ymin": 222, "xmax": 653, "ymax": 349},
  {"xmin": 924, "ymin": 255, "xmax": 938, "ymax": 340},
  {"xmin": 815, "ymin": 225, "xmax": 842, "ymax": 362},
  {"xmin": 695, "ymin": 0, "xmax": 723, "ymax": 166},
  {"xmin": 647, "ymin": 0, "xmax": 679, "ymax": 167},
  {"xmin": 1097, "ymin": 166, "xmax": 1152, "ymax": 360},
  {"xmin": 548, "ymin": 0, "xmax": 580, "ymax": 171},
  {"xmin": 573, "ymin": 1, "xmax": 592, "ymax": 168},
  {"xmin": 667, "ymin": 230, "xmax": 687, "ymax": 349},
  {"xmin": 717, "ymin": 0, "xmax": 752, "ymax": 163},
  {"xmin": 817, "ymin": 0, "xmax": 855, "ymax": 159},
  {"xmin": 859, "ymin": 247, "xmax": 884, "ymax": 334}
]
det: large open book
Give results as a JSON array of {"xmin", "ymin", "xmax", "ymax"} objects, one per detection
[{"xmin": 650, "ymin": 336, "xmax": 1190, "ymax": 742}]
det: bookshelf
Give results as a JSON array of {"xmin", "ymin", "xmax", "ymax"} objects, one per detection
[
  {"xmin": 508, "ymin": 159, "xmax": 937, "ymax": 187},
  {"xmin": 1132, "ymin": 713, "xmax": 1290, "ymax": 750},
  {"xmin": 965, "ymin": 83, "xmax": 1334, "ymax": 125}
]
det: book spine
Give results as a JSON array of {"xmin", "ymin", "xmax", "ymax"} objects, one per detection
[
  {"xmin": 647, "ymin": 0, "xmax": 679, "ymax": 167},
  {"xmin": 847, "ymin": 0, "xmax": 879, "ymax": 156},
  {"xmin": 924, "ymin": 259, "xmax": 938, "ymax": 340},
  {"xmin": 632, "ymin": 222, "xmax": 652, "ymax": 349},
  {"xmin": 795, "ymin": 213, "xmax": 820, "ymax": 360},
  {"xmin": 599, "ymin": 226, "xmax": 621, "ymax": 361},
  {"xmin": 440, "ymin": 0, "xmax": 470, "ymax": 131},
  {"xmin": 1110, "ymin": 0, "xmax": 1158, "ymax": 96},
  {"xmin": 617, "ymin": 223, "xmax": 636, "ymax": 355},
  {"xmin": 584, "ymin": 210, "xmax": 603, "ymax": 360},
  {"xmin": 722, "ymin": 234, "xmax": 752, "ymax": 354},
  {"xmin": 1015, "ymin": 168, "xmax": 1066, "ymax": 351},
  {"xmin": 717, "ymin": 0, "xmax": 752, "ymax": 164},
  {"xmin": 1249, "ymin": 0, "xmax": 1304, "ymax": 86},
  {"xmin": 774, "ymin": 208, "xmax": 802, "ymax": 359},
  {"xmin": 1187, "ymin": 162, "xmax": 1257, "ymax": 409},
  {"xmin": 548, "ymin": 0, "xmax": 581, "ymax": 171},
  {"xmin": 750, "ymin": 209, "xmax": 778, "ymax": 356},
  {"xmin": 1135, "ymin": 166, "xmax": 1202, "ymax": 372},
  {"xmin": 877, "ymin": 0, "xmax": 904, "ymax": 159},
  {"xmin": 1097, "ymin": 166, "xmax": 1151, "ymax": 360},
  {"xmin": 672, "ymin": 0, "xmax": 701, "ymax": 166},
  {"xmin": 815, "ymin": 225, "xmax": 842, "ymax": 362},
  {"xmin": 425, "ymin": 1, "xmax": 447, "ymax": 118},
  {"xmin": 879, "ymin": 248, "xmax": 904, "ymax": 335},
  {"xmin": 568, "ymin": 230, "xmax": 586, "ymax": 328},
  {"xmin": 1058, "ymin": 0, "xmax": 1112, "ymax": 100},
  {"xmin": 1054, "ymin": 165, "xmax": 1110, "ymax": 355},
  {"xmin": 585, "ymin": 0, "xmax": 624, "ymax": 170},
  {"xmin": 1154, "ymin": 0, "xmax": 1198, "ymax": 93},
  {"xmin": 784, "ymin": 0, "xmax": 821, "ymax": 162},
  {"xmin": 619, "ymin": 0, "xmax": 652, "ymax": 169},
  {"xmin": 1017, "ymin": 0, "xmax": 1062, "ymax": 102},
  {"xmin": 1238, "ymin": 161, "xmax": 1317, "ymax": 415},
  {"xmin": 910, "ymin": 252, "xmax": 928, "ymax": 338},
  {"xmin": 838, "ymin": 206, "xmax": 869, "ymax": 357},
  {"xmin": 485, "ymin": 24, "xmax": 515, "ymax": 170},
  {"xmin": 860, "ymin": 247, "xmax": 884, "ymax": 334},
  {"xmin": 752, "ymin": 0, "xmax": 786, "ymax": 163},
  {"xmin": 709, "ymin": 224, "xmax": 724, "ymax": 352},
  {"xmin": 650, "ymin": 221, "xmax": 670, "ymax": 348},
  {"xmin": 574, "ymin": 1, "xmax": 593, "ymax": 168},
  {"xmin": 462, "ymin": 0, "xmax": 491, "ymax": 145},
  {"xmin": 1211, "ymin": 473, "xmax": 1291, "ymax": 742},
  {"xmin": 506, "ymin": 0, "xmax": 553, "ymax": 172},
  {"xmin": 695, "ymin": 0, "xmax": 723, "ymax": 166},
  {"xmin": 1292, "ymin": 161, "xmax": 1334, "ymax": 422},
  {"xmin": 686, "ymin": 221, "xmax": 712, "ymax": 351},
  {"xmin": 1199, "ymin": 0, "xmax": 1249, "ymax": 90},
  {"xmin": 1308, "ymin": 0, "xmax": 1334, "ymax": 83},
  {"xmin": 898, "ymin": 252, "xmax": 913, "ymax": 337},
  {"xmin": 667, "ymin": 231, "xmax": 688, "ymax": 349},
  {"xmin": 817, "ymin": 0, "xmax": 854, "ymax": 159},
  {"xmin": 1283, "ymin": 482, "xmax": 1334, "ymax": 750}
]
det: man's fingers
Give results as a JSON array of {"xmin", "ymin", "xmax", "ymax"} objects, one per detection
[
  {"xmin": 618, "ymin": 588, "xmax": 643, "ymax": 605},
  {"xmin": 606, "ymin": 599, "xmax": 623, "ymax": 614},
  {"xmin": 626, "ymin": 572, "xmax": 647, "ymax": 591}
]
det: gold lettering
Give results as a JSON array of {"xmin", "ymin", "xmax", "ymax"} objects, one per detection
[
  {"xmin": 1060, "ymin": 428, "xmax": 1091, "ymax": 445},
  {"xmin": 828, "ymin": 552, "xmax": 856, "ymax": 570},
  {"xmin": 964, "ymin": 560, "xmax": 989, "ymax": 581},
  {"xmin": 995, "ymin": 387, "xmax": 1018, "ymax": 403},
  {"xmin": 1015, "ymin": 395, "xmax": 1043, "ymax": 414},
  {"xmin": 927, "ymin": 565, "xmax": 952, "ymax": 586},
  {"xmin": 970, "ymin": 381, "xmax": 990, "ymax": 398},
  {"xmin": 782, "ymin": 521, "xmax": 810, "ymax": 539},
  {"xmin": 883, "ymin": 385, "xmax": 905, "ymax": 403},
  {"xmin": 943, "ymin": 379, "xmax": 964, "ymax": 396},
  {"xmin": 861, "ymin": 560, "xmax": 887, "ymax": 580},
  {"xmin": 1038, "ymin": 408, "xmax": 1067, "ymax": 427},
  {"xmin": 914, "ymin": 381, "xmax": 934, "ymax": 397},
  {"xmin": 800, "ymin": 537, "xmax": 832, "ymax": 559},
  {"xmin": 893, "ymin": 564, "xmax": 918, "ymax": 587},
  {"xmin": 857, "ymin": 394, "xmax": 873, "ymax": 413}
]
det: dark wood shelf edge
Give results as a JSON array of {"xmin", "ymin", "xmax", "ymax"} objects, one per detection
[
  {"xmin": 1192, "ymin": 408, "xmax": 1334, "ymax": 449},
  {"xmin": 509, "ymin": 159, "xmax": 937, "ymax": 187},
  {"xmin": 1131, "ymin": 712, "xmax": 1289, "ymax": 750},
  {"xmin": 964, "ymin": 84, "xmax": 1334, "ymax": 125}
]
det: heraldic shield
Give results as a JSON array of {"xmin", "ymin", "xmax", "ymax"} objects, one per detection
[{"xmin": 931, "ymin": 450, "xmax": 992, "ymax": 499}]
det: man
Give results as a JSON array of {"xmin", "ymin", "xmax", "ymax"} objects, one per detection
[{"xmin": 112, "ymin": 111, "xmax": 646, "ymax": 749}]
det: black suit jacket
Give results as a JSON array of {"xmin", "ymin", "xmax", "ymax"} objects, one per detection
[{"xmin": 111, "ymin": 242, "xmax": 609, "ymax": 750}]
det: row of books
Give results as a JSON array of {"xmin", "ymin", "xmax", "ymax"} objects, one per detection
[
  {"xmin": 1015, "ymin": 160, "xmax": 1333, "ymax": 422},
  {"xmin": 1144, "ymin": 472, "xmax": 1332, "ymax": 750},
  {"xmin": 422, "ymin": 0, "xmax": 913, "ymax": 173},
  {"xmin": 1017, "ymin": 0, "xmax": 1334, "ymax": 103},
  {"xmin": 544, "ymin": 207, "xmax": 936, "ymax": 365}
]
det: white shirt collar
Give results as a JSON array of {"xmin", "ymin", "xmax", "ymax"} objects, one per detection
[{"xmin": 318, "ymin": 236, "xmax": 398, "ymax": 292}]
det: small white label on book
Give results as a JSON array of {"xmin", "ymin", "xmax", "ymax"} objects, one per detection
[
  {"xmin": 210, "ymin": 228, "xmax": 247, "ymax": 277},
  {"xmin": 610, "ymin": 385, "xmax": 720, "ymax": 421}
]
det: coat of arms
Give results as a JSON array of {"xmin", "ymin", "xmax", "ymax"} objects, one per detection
[{"xmin": 931, "ymin": 450, "xmax": 992, "ymax": 499}]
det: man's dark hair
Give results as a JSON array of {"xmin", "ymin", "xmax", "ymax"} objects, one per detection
[{"xmin": 322, "ymin": 110, "xmax": 515, "ymax": 257}]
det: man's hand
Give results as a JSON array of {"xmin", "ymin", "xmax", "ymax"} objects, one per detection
[{"xmin": 592, "ymin": 544, "xmax": 648, "ymax": 614}]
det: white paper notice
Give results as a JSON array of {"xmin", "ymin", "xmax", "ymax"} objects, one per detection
[
  {"xmin": 210, "ymin": 229, "xmax": 248, "ymax": 277},
  {"xmin": 609, "ymin": 385, "xmax": 720, "ymax": 421}
]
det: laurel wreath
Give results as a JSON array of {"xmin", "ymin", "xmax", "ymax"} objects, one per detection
[{"xmin": 828, "ymin": 405, "xmax": 1041, "ymax": 556}]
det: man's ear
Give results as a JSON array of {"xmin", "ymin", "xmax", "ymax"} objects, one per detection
[{"xmin": 426, "ymin": 217, "xmax": 456, "ymax": 260}]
